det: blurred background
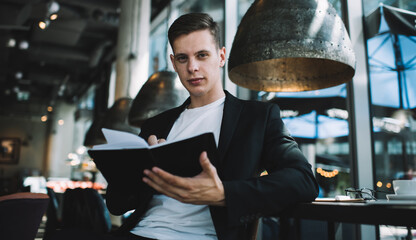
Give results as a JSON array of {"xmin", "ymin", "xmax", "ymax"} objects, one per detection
[{"xmin": 0, "ymin": 0, "xmax": 415, "ymax": 239}]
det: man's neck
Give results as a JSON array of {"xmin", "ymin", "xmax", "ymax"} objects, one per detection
[{"xmin": 188, "ymin": 90, "xmax": 225, "ymax": 109}]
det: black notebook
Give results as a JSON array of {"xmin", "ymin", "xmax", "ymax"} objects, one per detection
[{"xmin": 88, "ymin": 128, "xmax": 219, "ymax": 191}]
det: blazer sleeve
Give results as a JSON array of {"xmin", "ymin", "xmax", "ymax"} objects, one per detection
[{"xmin": 222, "ymin": 104, "xmax": 319, "ymax": 226}]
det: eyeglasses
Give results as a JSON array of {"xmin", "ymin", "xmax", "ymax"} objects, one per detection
[{"xmin": 345, "ymin": 188, "xmax": 377, "ymax": 200}]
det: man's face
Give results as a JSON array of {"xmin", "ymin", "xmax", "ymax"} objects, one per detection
[{"xmin": 170, "ymin": 29, "xmax": 225, "ymax": 100}]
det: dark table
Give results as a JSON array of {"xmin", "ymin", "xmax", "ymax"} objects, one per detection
[{"xmin": 279, "ymin": 200, "xmax": 416, "ymax": 240}]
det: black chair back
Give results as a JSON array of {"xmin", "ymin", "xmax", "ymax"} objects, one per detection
[
  {"xmin": 62, "ymin": 188, "xmax": 112, "ymax": 233},
  {"xmin": 0, "ymin": 192, "xmax": 49, "ymax": 240},
  {"xmin": 44, "ymin": 187, "xmax": 61, "ymax": 240}
]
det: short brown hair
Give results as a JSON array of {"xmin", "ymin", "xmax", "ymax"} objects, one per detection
[{"xmin": 168, "ymin": 13, "xmax": 221, "ymax": 50}]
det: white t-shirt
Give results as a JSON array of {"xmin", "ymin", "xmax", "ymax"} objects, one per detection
[{"xmin": 130, "ymin": 97, "xmax": 225, "ymax": 240}]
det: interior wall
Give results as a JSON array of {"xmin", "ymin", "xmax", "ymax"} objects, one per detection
[
  {"xmin": 0, "ymin": 100, "xmax": 92, "ymax": 189},
  {"xmin": 0, "ymin": 116, "xmax": 47, "ymax": 178}
]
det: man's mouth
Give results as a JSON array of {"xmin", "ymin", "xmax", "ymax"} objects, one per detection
[{"xmin": 187, "ymin": 77, "xmax": 204, "ymax": 85}]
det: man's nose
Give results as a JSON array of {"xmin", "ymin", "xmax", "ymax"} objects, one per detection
[{"xmin": 187, "ymin": 58, "xmax": 199, "ymax": 72}]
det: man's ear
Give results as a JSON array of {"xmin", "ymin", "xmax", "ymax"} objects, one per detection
[
  {"xmin": 219, "ymin": 47, "xmax": 226, "ymax": 67},
  {"xmin": 170, "ymin": 54, "xmax": 177, "ymax": 72}
]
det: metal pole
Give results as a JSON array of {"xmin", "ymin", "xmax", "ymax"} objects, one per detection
[
  {"xmin": 346, "ymin": 0, "xmax": 376, "ymax": 239},
  {"xmin": 392, "ymin": 33, "xmax": 405, "ymax": 109}
]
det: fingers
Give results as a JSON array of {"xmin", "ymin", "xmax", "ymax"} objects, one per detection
[
  {"xmin": 199, "ymin": 151, "xmax": 217, "ymax": 177},
  {"xmin": 143, "ymin": 175, "xmax": 183, "ymax": 200},
  {"xmin": 142, "ymin": 151, "xmax": 223, "ymax": 205},
  {"xmin": 148, "ymin": 135, "xmax": 166, "ymax": 146},
  {"xmin": 149, "ymin": 167, "xmax": 189, "ymax": 188},
  {"xmin": 199, "ymin": 151, "xmax": 210, "ymax": 167},
  {"xmin": 148, "ymin": 135, "xmax": 158, "ymax": 146},
  {"xmin": 143, "ymin": 169, "xmax": 190, "ymax": 200}
]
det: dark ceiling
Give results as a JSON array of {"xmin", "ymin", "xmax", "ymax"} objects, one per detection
[{"xmin": 0, "ymin": 0, "xmax": 168, "ymax": 118}]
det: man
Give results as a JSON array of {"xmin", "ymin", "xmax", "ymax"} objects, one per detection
[{"xmin": 106, "ymin": 13, "xmax": 318, "ymax": 240}]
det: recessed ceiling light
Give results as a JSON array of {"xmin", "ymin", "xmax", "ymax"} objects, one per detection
[
  {"xmin": 17, "ymin": 91, "xmax": 30, "ymax": 101},
  {"xmin": 39, "ymin": 20, "xmax": 50, "ymax": 30},
  {"xmin": 19, "ymin": 41, "xmax": 29, "ymax": 49},
  {"xmin": 48, "ymin": 1, "xmax": 60, "ymax": 14},
  {"xmin": 15, "ymin": 72, "xmax": 23, "ymax": 79},
  {"xmin": 7, "ymin": 38, "xmax": 16, "ymax": 48},
  {"xmin": 50, "ymin": 14, "xmax": 58, "ymax": 21}
]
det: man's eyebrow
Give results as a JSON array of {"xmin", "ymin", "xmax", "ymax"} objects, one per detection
[
  {"xmin": 196, "ymin": 50, "xmax": 210, "ymax": 54},
  {"xmin": 173, "ymin": 53, "xmax": 187, "ymax": 58},
  {"xmin": 174, "ymin": 50, "xmax": 210, "ymax": 58}
]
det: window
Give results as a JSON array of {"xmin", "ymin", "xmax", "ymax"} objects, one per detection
[
  {"xmin": 250, "ymin": 0, "xmax": 352, "ymax": 197},
  {"xmin": 364, "ymin": 0, "xmax": 416, "ymax": 197}
]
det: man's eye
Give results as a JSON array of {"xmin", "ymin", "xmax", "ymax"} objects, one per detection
[
  {"xmin": 198, "ymin": 53, "xmax": 208, "ymax": 58},
  {"xmin": 176, "ymin": 56, "xmax": 187, "ymax": 63}
]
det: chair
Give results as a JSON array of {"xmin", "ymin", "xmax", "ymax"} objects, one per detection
[
  {"xmin": 0, "ymin": 192, "xmax": 49, "ymax": 240},
  {"xmin": 43, "ymin": 187, "xmax": 61, "ymax": 240},
  {"xmin": 47, "ymin": 188, "xmax": 112, "ymax": 240},
  {"xmin": 61, "ymin": 188, "xmax": 112, "ymax": 234}
]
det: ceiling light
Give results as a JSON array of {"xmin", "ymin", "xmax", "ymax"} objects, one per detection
[
  {"xmin": 15, "ymin": 72, "xmax": 23, "ymax": 79},
  {"xmin": 228, "ymin": 0, "xmax": 356, "ymax": 92},
  {"xmin": 50, "ymin": 14, "xmax": 58, "ymax": 21},
  {"xmin": 57, "ymin": 84, "xmax": 66, "ymax": 96},
  {"xmin": 47, "ymin": 106, "xmax": 53, "ymax": 112},
  {"xmin": 128, "ymin": 71, "xmax": 188, "ymax": 127},
  {"xmin": 41, "ymin": 115, "xmax": 48, "ymax": 122},
  {"xmin": 18, "ymin": 40, "xmax": 29, "ymax": 50},
  {"xmin": 17, "ymin": 91, "xmax": 30, "ymax": 101},
  {"xmin": 48, "ymin": 1, "xmax": 60, "ymax": 14},
  {"xmin": 39, "ymin": 20, "xmax": 50, "ymax": 30},
  {"xmin": 83, "ymin": 98, "xmax": 140, "ymax": 147},
  {"xmin": 7, "ymin": 38, "xmax": 16, "ymax": 48},
  {"xmin": 76, "ymin": 146, "xmax": 87, "ymax": 155}
]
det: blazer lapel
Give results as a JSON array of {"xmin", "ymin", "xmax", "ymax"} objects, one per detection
[
  {"xmin": 155, "ymin": 92, "xmax": 242, "ymax": 171},
  {"xmin": 217, "ymin": 91, "xmax": 243, "ymax": 168},
  {"xmin": 158, "ymin": 97, "xmax": 190, "ymax": 139}
]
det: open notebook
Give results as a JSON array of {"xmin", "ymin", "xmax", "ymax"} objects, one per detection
[{"xmin": 88, "ymin": 129, "xmax": 219, "ymax": 192}]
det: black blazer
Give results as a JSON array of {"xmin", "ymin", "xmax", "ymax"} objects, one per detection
[{"xmin": 106, "ymin": 91, "xmax": 319, "ymax": 240}]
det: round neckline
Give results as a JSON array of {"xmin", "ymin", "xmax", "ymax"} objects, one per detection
[{"xmin": 185, "ymin": 96, "xmax": 225, "ymax": 112}]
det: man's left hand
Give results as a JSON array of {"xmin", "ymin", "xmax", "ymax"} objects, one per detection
[{"xmin": 143, "ymin": 151, "xmax": 226, "ymax": 206}]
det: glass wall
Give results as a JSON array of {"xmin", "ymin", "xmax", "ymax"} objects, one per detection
[
  {"xmin": 238, "ymin": 0, "xmax": 254, "ymax": 20},
  {"xmin": 363, "ymin": 0, "xmax": 416, "ymax": 197},
  {"xmin": 250, "ymin": 0, "xmax": 352, "ymax": 198},
  {"xmin": 261, "ymin": 85, "xmax": 351, "ymax": 197},
  {"xmin": 148, "ymin": 0, "xmax": 225, "ymax": 77},
  {"xmin": 149, "ymin": 19, "xmax": 169, "ymax": 77},
  {"xmin": 363, "ymin": 1, "xmax": 416, "ymax": 239},
  {"xmin": 363, "ymin": 0, "xmax": 416, "ymax": 13},
  {"xmin": 177, "ymin": 0, "xmax": 224, "ymax": 28}
]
